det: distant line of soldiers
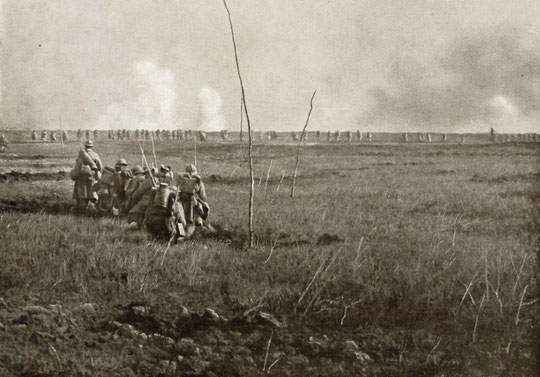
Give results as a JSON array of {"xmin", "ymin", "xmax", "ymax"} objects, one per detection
[
  {"xmin": 70, "ymin": 140, "xmax": 211, "ymax": 241},
  {"xmin": 31, "ymin": 130, "xmax": 68, "ymax": 142}
]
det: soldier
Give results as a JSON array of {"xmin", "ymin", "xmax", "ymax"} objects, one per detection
[
  {"xmin": 157, "ymin": 165, "xmax": 174, "ymax": 185},
  {"xmin": 126, "ymin": 130, "xmax": 132, "ymax": 140},
  {"xmin": 345, "ymin": 131, "xmax": 352, "ymax": 143},
  {"xmin": 426, "ymin": 133, "xmax": 432, "ymax": 143},
  {"xmin": 85, "ymin": 129, "xmax": 91, "ymax": 140},
  {"xmin": 124, "ymin": 166, "xmax": 145, "ymax": 210},
  {"xmin": 70, "ymin": 140, "xmax": 102, "ymax": 213},
  {"xmin": 177, "ymin": 129, "xmax": 184, "ymax": 140},
  {"xmin": 134, "ymin": 129, "xmax": 140, "ymax": 140},
  {"xmin": 127, "ymin": 168, "xmax": 157, "ymax": 228},
  {"xmin": 442, "ymin": 134, "xmax": 447, "ymax": 143},
  {"xmin": 77, "ymin": 129, "xmax": 82, "ymax": 140},
  {"xmin": 117, "ymin": 129, "xmax": 122, "ymax": 140},
  {"xmin": 334, "ymin": 130, "xmax": 340, "ymax": 142},
  {"xmin": 144, "ymin": 181, "xmax": 187, "ymax": 241},
  {"xmin": 93, "ymin": 129, "xmax": 99, "ymax": 140},
  {"xmin": 403, "ymin": 133, "xmax": 409, "ymax": 142},
  {"xmin": 198, "ymin": 131, "xmax": 207, "ymax": 141},
  {"xmin": 50, "ymin": 131, "xmax": 57, "ymax": 141},
  {"xmin": 177, "ymin": 164, "xmax": 210, "ymax": 237},
  {"xmin": 145, "ymin": 129, "xmax": 150, "ymax": 140},
  {"xmin": 111, "ymin": 158, "xmax": 132, "ymax": 214},
  {"xmin": 0, "ymin": 134, "xmax": 8, "ymax": 153},
  {"xmin": 357, "ymin": 130, "xmax": 362, "ymax": 141},
  {"xmin": 62, "ymin": 130, "xmax": 68, "ymax": 142},
  {"xmin": 41, "ymin": 130, "xmax": 48, "ymax": 141},
  {"xmin": 31, "ymin": 130, "xmax": 38, "ymax": 141},
  {"xmin": 326, "ymin": 131, "xmax": 332, "ymax": 142},
  {"xmin": 221, "ymin": 130, "xmax": 229, "ymax": 140},
  {"xmin": 291, "ymin": 131, "xmax": 298, "ymax": 142},
  {"xmin": 316, "ymin": 130, "xmax": 321, "ymax": 141},
  {"xmin": 367, "ymin": 132, "xmax": 373, "ymax": 142}
]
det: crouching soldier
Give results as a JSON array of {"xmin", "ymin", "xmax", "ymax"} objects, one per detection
[
  {"xmin": 127, "ymin": 168, "xmax": 157, "ymax": 228},
  {"xmin": 145, "ymin": 182, "xmax": 186, "ymax": 241},
  {"xmin": 124, "ymin": 166, "xmax": 145, "ymax": 211},
  {"xmin": 177, "ymin": 164, "xmax": 211, "ymax": 238},
  {"xmin": 70, "ymin": 140, "xmax": 102, "ymax": 213}
]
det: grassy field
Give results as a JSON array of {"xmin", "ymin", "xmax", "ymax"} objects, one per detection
[{"xmin": 0, "ymin": 135, "xmax": 538, "ymax": 376}]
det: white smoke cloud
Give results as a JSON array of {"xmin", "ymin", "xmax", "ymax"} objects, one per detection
[
  {"xmin": 197, "ymin": 87, "xmax": 226, "ymax": 131},
  {"xmin": 95, "ymin": 61, "xmax": 176, "ymax": 130}
]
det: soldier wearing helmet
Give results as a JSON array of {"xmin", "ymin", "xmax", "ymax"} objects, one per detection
[
  {"xmin": 111, "ymin": 158, "xmax": 132, "ymax": 214},
  {"xmin": 177, "ymin": 164, "xmax": 211, "ymax": 237},
  {"xmin": 71, "ymin": 140, "xmax": 102, "ymax": 213}
]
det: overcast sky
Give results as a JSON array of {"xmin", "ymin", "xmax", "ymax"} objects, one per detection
[{"xmin": 1, "ymin": 0, "xmax": 539, "ymax": 132}]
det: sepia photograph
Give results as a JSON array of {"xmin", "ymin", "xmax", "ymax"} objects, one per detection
[{"xmin": 0, "ymin": 0, "xmax": 538, "ymax": 375}]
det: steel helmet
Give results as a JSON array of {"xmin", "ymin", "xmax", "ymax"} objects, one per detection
[
  {"xmin": 115, "ymin": 158, "xmax": 128, "ymax": 166},
  {"xmin": 84, "ymin": 140, "xmax": 93, "ymax": 148}
]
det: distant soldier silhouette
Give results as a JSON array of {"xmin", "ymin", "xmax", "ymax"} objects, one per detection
[
  {"xmin": 31, "ymin": 130, "xmax": 38, "ymax": 141},
  {"xmin": 316, "ymin": 130, "xmax": 321, "ymax": 141},
  {"xmin": 93, "ymin": 129, "xmax": 99, "ymax": 140},
  {"xmin": 357, "ymin": 130, "xmax": 362, "ymax": 141},
  {"xmin": 367, "ymin": 132, "xmax": 372, "ymax": 142},
  {"xmin": 50, "ymin": 131, "xmax": 57, "ymax": 141}
]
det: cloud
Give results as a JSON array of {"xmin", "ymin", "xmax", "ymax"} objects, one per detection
[
  {"xmin": 197, "ymin": 87, "xmax": 226, "ymax": 132},
  {"xmin": 365, "ymin": 26, "xmax": 540, "ymax": 132},
  {"xmin": 95, "ymin": 61, "xmax": 176, "ymax": 130}
]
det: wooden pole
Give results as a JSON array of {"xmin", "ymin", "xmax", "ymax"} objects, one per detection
[
  {"xmin": 223, "ymin": 0, "xmax": 255, "ymax": 248},
  {"xmin": 291, "ymin": 90, "xmax": 317, "ymax": 198},
  {"xmin": 58, "ymin": 116, "xmax": 65, "ymax": 155}
]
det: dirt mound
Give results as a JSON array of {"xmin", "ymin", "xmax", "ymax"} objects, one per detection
[
  {"xmin": 0, "ymin": 170, "xmax": 69, "ymax": 182},
  {"xmin": 0, "ymin": 154, "xmax": 46, "ymax": 160}
]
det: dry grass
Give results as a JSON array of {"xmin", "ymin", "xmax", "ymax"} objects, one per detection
[{"xmin": 0, "ymin": 137, "xmax": 538, "ymax": 375}]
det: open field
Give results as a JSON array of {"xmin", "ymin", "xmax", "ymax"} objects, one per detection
[{"xmin": 0, "ymin": 134, "xmax": 538, "ymax": 376}]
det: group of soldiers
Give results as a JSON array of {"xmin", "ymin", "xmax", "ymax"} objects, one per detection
[
  {"xmin": 31, "ymin": 130, "xmax": 68, "ymax": 142},
  {"xmin": 70, "ymin": 140, "xmax": 211, "ymax": 241}
]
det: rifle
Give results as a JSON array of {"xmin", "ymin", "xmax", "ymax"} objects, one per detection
[{"xmin": 138, "ymin": 140, "xmax": 157, "ymax": 187}]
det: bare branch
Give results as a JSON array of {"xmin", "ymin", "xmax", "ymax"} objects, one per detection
[
  {"xmin": 222, "ymin": 0, "xmax": 255, "ymax": 248},
  {"xmin": 291, "ymin": 90, "xmax": 317, "ymax": 197}
]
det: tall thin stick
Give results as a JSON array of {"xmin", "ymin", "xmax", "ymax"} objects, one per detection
[
  {"xmin": 58, "ymin": 116, "xmax": 65, "ymax": 155},
  {"xmin": 150, "ymin": 132, "xmax": 158, "ymax": 168},
  {"xmin": 223, "ymin": 0, "xmax": 255, "ymax": 248},
  {"xmin": 194, "ymin": 131, "xmax": 198, "ymax": 167},
  {"xmin": 290, "ymin": 91, "xmax": 317, "ymax": 198},
  {"xmin": 240, "ymin": 97, "xmax": 244, "ymax": 160}
]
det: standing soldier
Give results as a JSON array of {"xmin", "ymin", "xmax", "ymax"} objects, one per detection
[
  {"xmin": 177, "ymin": 164, "xmax": 210, "ymax": 237},
  {"xmin": 50, "ymin": 131, "xmax": 57, "ymax": 141},
  {"xmin": 111, "ymin": 158, "xmax": 132, "ymax": 214},
  {"xmin": 316, "ymin": 130, "xmax": 321, "ymax": 141},
  {"xmin": 442, "ymin": 134, "xmax": 447, "ymax": 142},
  {"xmin": 85, "ymin": 129, "xmax": 91, "ymax": 140},
  {"xmin": 367, "ymin": 132, "xmax": 373, "ymax": 142},
  {"xmin": 77, "ymin": 129, "xmax": 82, "ymax": 140},
  {"xmin": 31, "ymin": 130, "xmax": 38, "ymax": 141},
  {"xmin": 126, "ymin": 130, "xmax": 132, "ymax": 140},
  {"xmin": 134, "ymin": 129, "xmax": 140, "ymax": 140},
  {"xmin": 117, "ymin": 129, "xmax": 122, "ymax": 140},
  {"xmin": 334, "ymin": 130, "xmax": 340, "ymax": 142},
  {"xmin": 326, "ymin": 131, "xmax": 332, "ymax": 142},
  {"xmin": 403, "ymin": 133, "xmax": 408, "ymax": 142},
  {"xmin": 290, "ymin": 131, "xmax": 298, "ymax": 141},
  {"xmin": 93, "ymin": 129, "xmax": 99, "ymax": 140},
  {"xmin": 156, "ymin": 129, "xmax": 161, "ymax": 140},
  {"xmin": 357, "ymin": 130, "xmax": 362, "ymax": 141},
  {"xmin": 0, "ymin": 134, "xmax": 8, "ymax": 153},
  {"xmin": 41, "ymin": 130, "xmax": 48, "ymax": 141},
  {"xmin": 70, "ymin": 140, "xmax": 102, "ymax": 213},
  {"xmin": 62, "ymin": 130, "xmax": 68, "ymax": 142},
  {"xmin": 426, "ymin": 133, "xmax": 432, "ymax": 143},
  {"xmin": 345, "ymin": 131, "xmax": 352, "ymax": 143}
]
